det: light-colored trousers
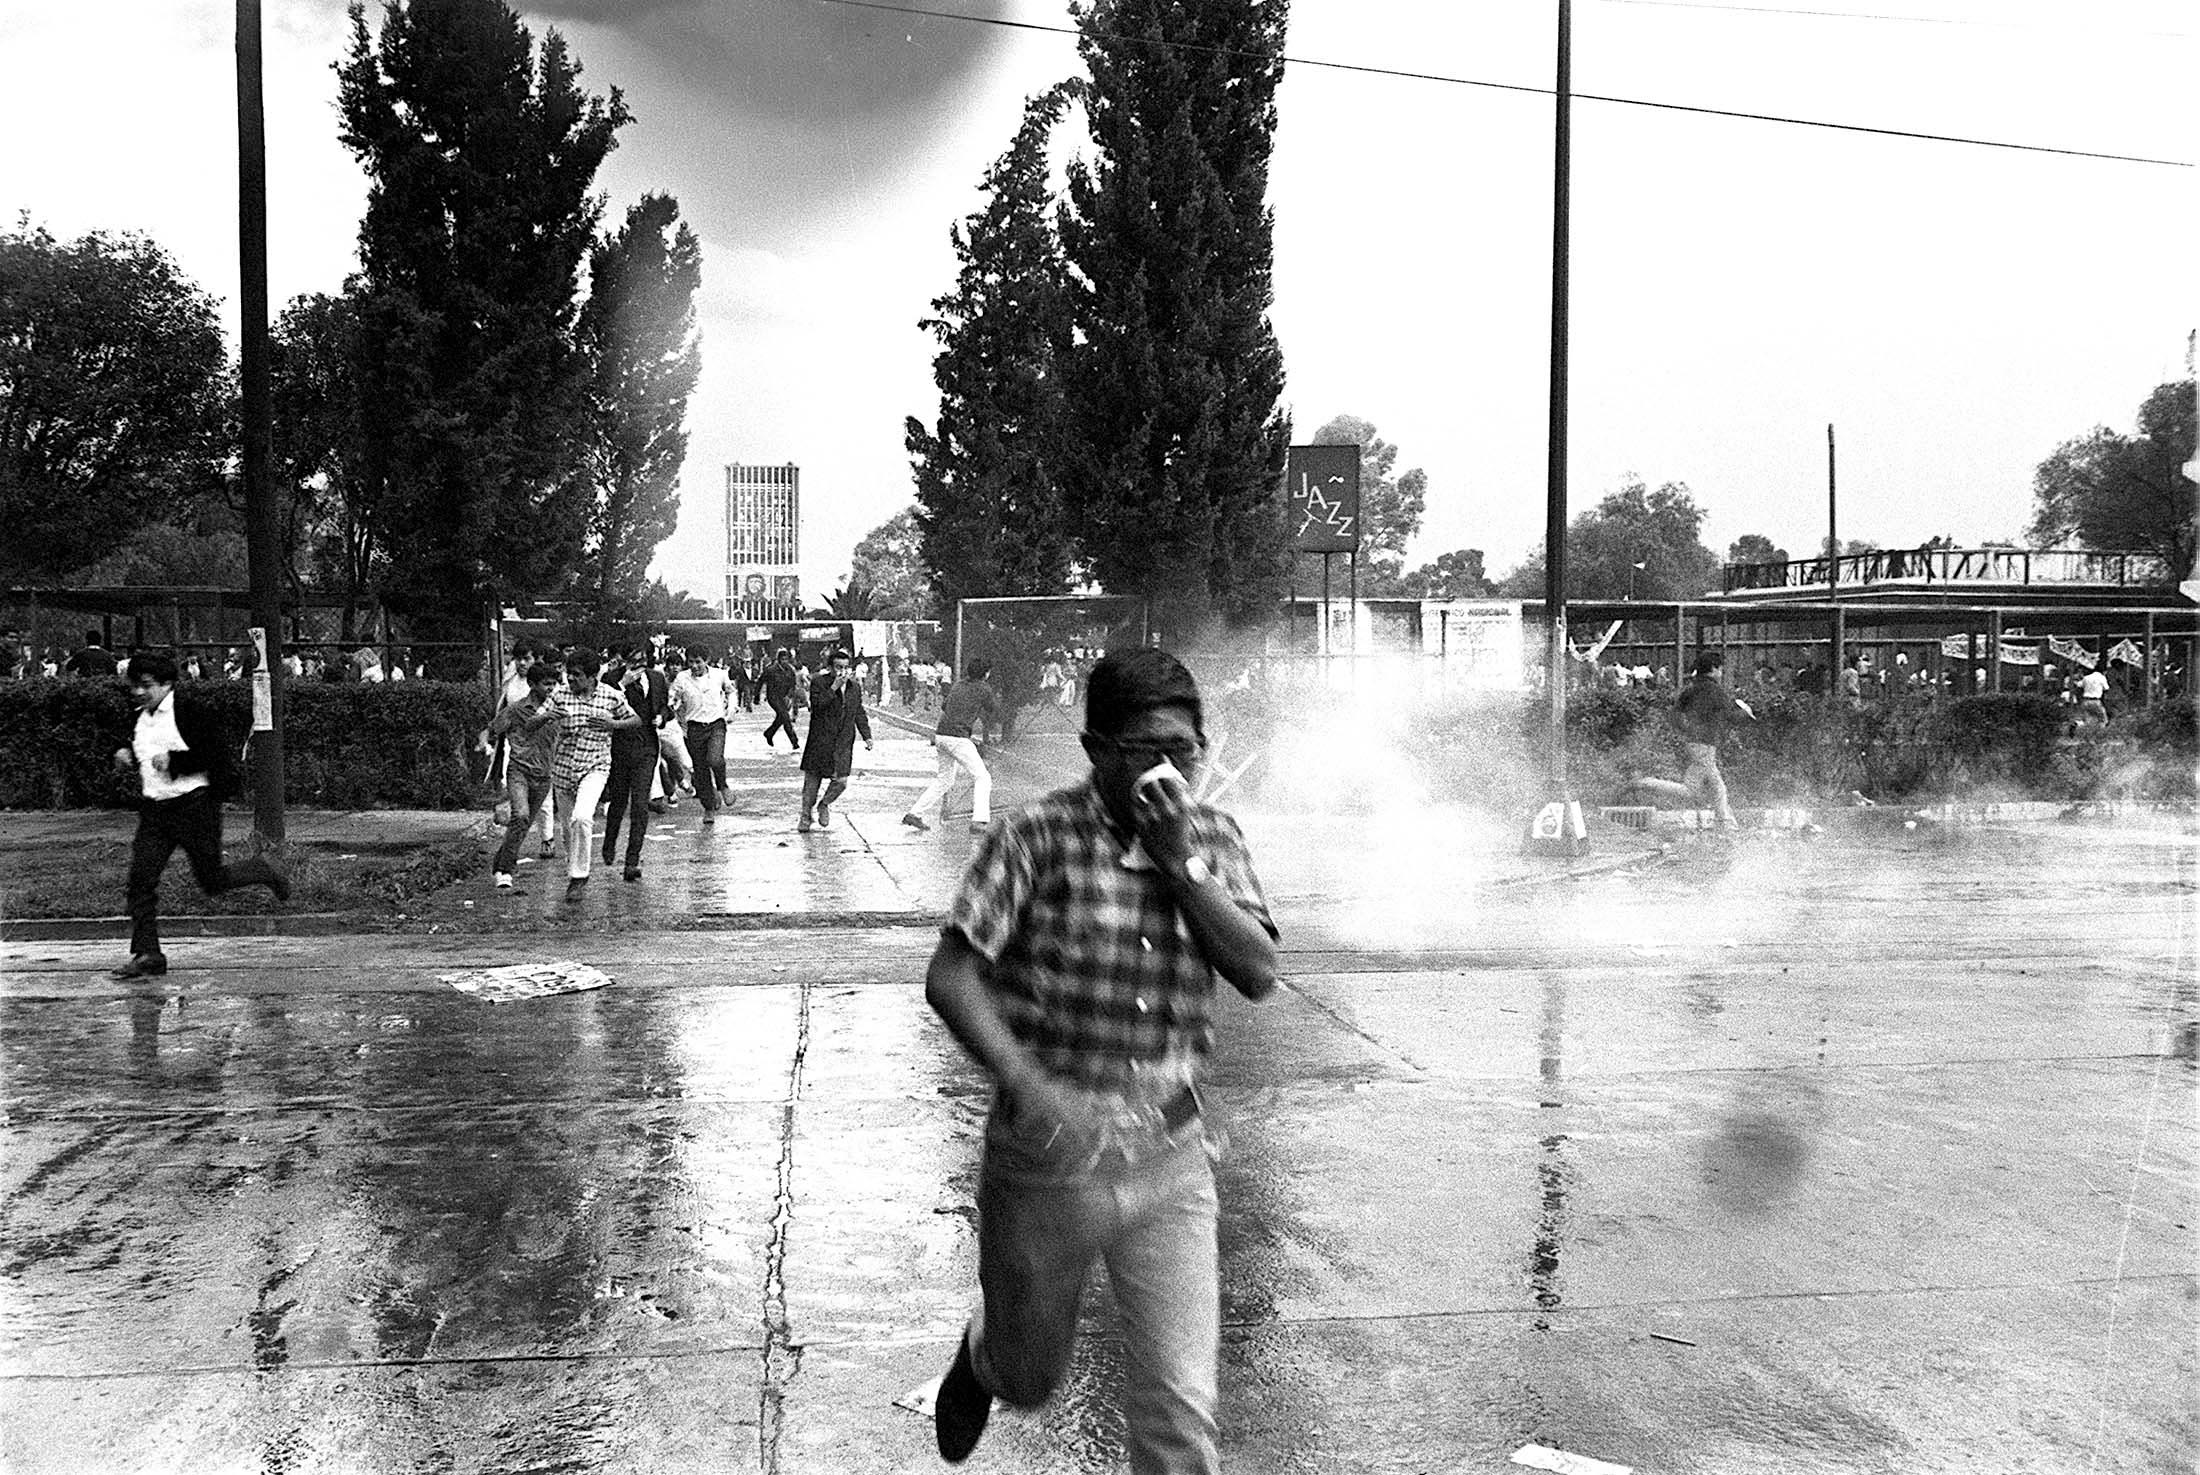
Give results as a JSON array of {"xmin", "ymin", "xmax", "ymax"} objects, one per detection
[
  {"xmin": 970, "ymin": 1099, "xmax": 1220, "ymax": 1475},
  {"xmin": 909, "ymin": 735, "xmax": 991, "ymax": 823},
  {"xmin": 553, "ymin": 767, "xmax": 610, "ymax": 879}
]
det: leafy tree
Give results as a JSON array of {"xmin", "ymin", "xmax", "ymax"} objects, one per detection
[
  {"xmin": 1727, "ymin": 533, "xmax": 1787, "ymax": 565},
  {"xmin": 906, "ymin": 85, "xmax": 1082, "ymax": 612},
  {"xmin": 338, "ymin": 0, "xmax": 630, "ymax": 670},
  {"xmin": 1397, "ymin": 548, "xmax": 1495, "ymax": 600},
  {"xmin": 847, "ymin": 508, "xmax": 937, "ymax": 620},
  {"xmin": 815, "ymin": 579, "xmax": 887, "ymax": 621},
  {"xmin": 0, "ymin": 223, "xmax": 233, "ymax": 581},
  {"xmin": 635, "ymin": 576, "xmax": 715, "ymax": 623},
  {"xmin": 1496, "ymin": 477, "xmax": 1721, "ymax": 601},
  {"xmin": 574, "ymin": 193, "xmax": 703, "ymax": 625},
  {"xmin": 2028, "ymin": 379, "xmax": 2196, "ymax": 581},
  {"xmin": 271, "ymin": 288, "xmax": 385, "ymax": 633},
  {"xmin": 1058, "ymin": 0, "xmax": 1293, "ymax": 629},
  {"xmin": 1295, "ymin": 414, "xmax": 1427, "ymax": 596}
]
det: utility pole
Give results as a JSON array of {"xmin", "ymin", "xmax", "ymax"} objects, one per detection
[
  {"xmin": 1527, "ymin": 0, "xmax": 1585, "ymax": 855},
  {"xmin": 1827, "ymin": 422, "xmax": 1844, "ymax": 710},
  {"xmin": 238, "ymin": 0, "xmax": 285, "ymax": 846}
]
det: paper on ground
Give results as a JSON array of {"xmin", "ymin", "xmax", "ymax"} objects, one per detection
[
  {"xmin": 438, "ymin": 960, "xmax": 615, "ymax": 1003},
  {"xmin": 894, "ymin": 1374, "xmax": 943, "ymax": 1417},
  {"xmin": 1512, "ymin": 1444, "xmax": 1633, "ymax": 1475}
]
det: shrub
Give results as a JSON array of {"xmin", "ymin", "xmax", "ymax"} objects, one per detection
[{"xmin": 0, "ymin": 678, "xmax": 491, "ymax": 809}]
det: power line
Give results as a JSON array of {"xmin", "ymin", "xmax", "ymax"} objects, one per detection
[{"xmin": 812, "ymin": 0, "xmax": 2191, "ymax": 169}]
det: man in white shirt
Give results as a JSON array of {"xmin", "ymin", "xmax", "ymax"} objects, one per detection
[
  {"xmin": 2077, "ymin": 665, "xmax": 2112, "ymax": 726},
  {"xmin": 670, "ymin": 646, "xmax": 735, "ymax": 822},
  {"xmin": 108, "ymin": 651, "xmax": 289, "ymax": 979}
]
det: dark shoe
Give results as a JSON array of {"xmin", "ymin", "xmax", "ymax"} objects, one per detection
[
  {"xmin": 703, "ymin": 813, "xmax": 716, "ymax": 826},
  {"xmin": 816, "ymin": 801, "xmax": 832, "ymax": 829},
  {"xmin": 623, "ymin": 867, "xmax": 642, "ymax": 882},
  {"xmin": 935, "ymin": 1332, "xmax": 991, "ymax": 1463},
  {"xmin": 648, "ymin": 798, "xmax": 668, "ymax": 815},
  {"xmin": 601, "ymin": 849, "xmax": 616, "ymax": 867},
  {"xmin": 797, "ymin": 812, "xmax": 814, "ymax": 834},
  {"xmin": 565, "ymin": 877, "xmax": 588, "ymax": 898},
  {"xmin": 267, "ymin": 865, "xmax": 291, "ymax": 903},
  {"xmin": 108, "ymin": 953, "xmax": 167, "ymax": 980},
  {"xmin": 901, "ymin": 813, "xmax": 929, "ymax": 832}
]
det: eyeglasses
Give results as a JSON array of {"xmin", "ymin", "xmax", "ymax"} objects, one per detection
[{"xmin": 1087, "ymin": 734, "xmax": 1204, "ymax": 769}]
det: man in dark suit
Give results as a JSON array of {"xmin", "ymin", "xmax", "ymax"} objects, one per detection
[
  {"xmin": 109, "ymin": 652, "xmax": 289, "ymax": 979},
  {"xmin": 796, "ymin": 648, "xmax": 873, "ymax": 832}
]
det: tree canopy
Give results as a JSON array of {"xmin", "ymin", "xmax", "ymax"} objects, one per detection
[
  {"xmin": 1727, "ymin": 533, "xmax": 1787, "ymax": 566},
  {"xmin": 337, "ymin": 0, "xmax": 629, "ymax": 665},
  {"xmin": 1497, "ymin": 477, "xmax": 1722, "ymax": 601},
  {"xmin": 1299, "ymin": 414, "xmax": 1427, "ymax": 595},
  {"xmin": 1058, "ymin": 0, "xmax": 1293, "ymax": 629},
  {"xmin": 1396, "ymin": 549, "xmax": 1495, "ymax": 600},
  {"xmin": 0, "ymin": 223, "xmax": 233, "ymax": 582},
  {"xmin": 2028, "ymin": 379, "xmax": 2196, "ymax": 581},
  {"xmin": 847, "ymin": 508, "xmax": 937, "ymax": 620},
  {"xmin": 905, "ymin": 85, "xmax": 1081, "ymax": 612},
  {"xmin": 574, "ymin": 192, "xmax": 703, "ymax": 625}
]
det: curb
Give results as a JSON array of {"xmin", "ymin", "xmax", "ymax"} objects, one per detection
[{"xmin": 1, "ymin": 912, "xmax": 366, "ymax": 942}]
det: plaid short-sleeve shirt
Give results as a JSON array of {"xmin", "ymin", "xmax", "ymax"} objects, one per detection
[
  {"xmin": 550, "ymin": 686, "xmax": 635, "ymax": 787},
  {"xmin": 945, "ymin": 779, "xmax": 1278, "ymax": 1090}
]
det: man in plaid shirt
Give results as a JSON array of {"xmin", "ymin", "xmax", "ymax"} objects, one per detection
[
  {"xmin": 925, "ymin": 648, "xmax": 1279, "ymax": 1471},
  {"xmin": 548, "ymin": 647, "xmax": 643, "ymax": 896}
]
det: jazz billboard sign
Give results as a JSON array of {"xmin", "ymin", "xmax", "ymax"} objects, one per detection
[{"xmin": 1285, "ymin": 444, "xmax": 1361, "ymax": 553}]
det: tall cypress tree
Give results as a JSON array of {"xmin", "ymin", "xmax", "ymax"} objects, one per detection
[
  {"xmin": 905, "ymin": 85, "xmax": 1082, "ymax": 612},
  {"xmin": 1059, "ymin": 0, "xmax": 1293, "ymax": 629},
  {"xmin": 337, "ymin": 0, "xmax": 628, "ymax": 664},
  {"xmin": 575, "ymin": 193, "xmax": 703, "ymax": 629}
]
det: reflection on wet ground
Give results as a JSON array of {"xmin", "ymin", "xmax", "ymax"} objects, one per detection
[{"xmin": 1, "ymin": 781, "xmax": 2193, "ymax": 1471}]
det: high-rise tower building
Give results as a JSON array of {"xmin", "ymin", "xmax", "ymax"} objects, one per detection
[{"xmin": 725, "ymin": 463, "xmax": 802, "ymax": 618}]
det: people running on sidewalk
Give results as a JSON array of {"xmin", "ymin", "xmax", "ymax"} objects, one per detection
[
  {"xmin": 599, "ymin": 649, "xmax": 664, "ymax": 882},
  {"xmin": 108, "ymin": 652, "xmax": 290, "ymax": 980},
  {"xmin": 922, "ymin": 647, "xmax": 1280, "ymax": 1471},
  {"xmin": 548, "ymin": 648, "xmax": 643, "ymax": 896},
  {"xmin": 762, "ymin": 648, "xmax": 802, "ymax": 751},
  {"xmin": 904, "ymin": 659, "xmax": 1000, "ymax": 834},
  {"xmin": 1621, "ymin": 650, "xmax": 1755, "ymax": 829},
  {"xmin": 488, "ymin": 661, "xmax": 561, "ymax": 889},
  {"xmin": 797, "ymin": 648, "xmax": 872, "ymax": 832},
  {"xmin": 672, "ymin": 645, "xmax": 736, "ymax": 823}
]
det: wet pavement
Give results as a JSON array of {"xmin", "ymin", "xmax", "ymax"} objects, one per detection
[{"xmin": 0, "ymin": 716, "xmax": 2194, "ymax": 1472}]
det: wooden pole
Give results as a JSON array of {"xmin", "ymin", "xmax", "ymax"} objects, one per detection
[{"xmin": 1542, "ymin": 0, "xmax": 1573, "ymax": 788}]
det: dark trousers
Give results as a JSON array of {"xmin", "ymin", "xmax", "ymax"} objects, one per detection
[
  {"xmin": 128, "ymin": 789, "xmax": 280, "ymax": 957},
  {"xmin": 685, "ymin": 719, "xmax": 728, "ymax": 812},
  {"xmin": 601, "ymin": 745, "xmax": 656, "ymax": 870},
  {"xmin": 763, "ymin": 697, "xmax": 798, "ymax": 749}
]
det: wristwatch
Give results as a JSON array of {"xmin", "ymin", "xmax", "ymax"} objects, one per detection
[{"xmin": 1181, "ymin": 855, "xmax": 1213, "ymax": 887}]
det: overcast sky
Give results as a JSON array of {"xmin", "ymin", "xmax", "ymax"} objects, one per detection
[{"xmin": 1, "ymin": 0, "xmax": 2189, "ymax": 604}]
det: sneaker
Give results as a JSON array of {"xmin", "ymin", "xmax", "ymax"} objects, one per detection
[
  {"xmin": 969, "ymin": 819, "xmax": 990, "ymax": 832},
  {"xmin": 107, "ymin": 953, "xmax": 167, "ymax": 981},
  {"xmin": 494, "ymin": 872, "xmax": 514, "ymax": 889},
  {"xmin": 934, "ymin": 1332, "xmax": 992, "ymax": 1463},
  {"xmin": 901, "ymin": 813, "xmax": 929, "ymax": 832}
]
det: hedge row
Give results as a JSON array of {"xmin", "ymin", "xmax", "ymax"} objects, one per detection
[{"xmin": 0, "ymin": 679, "xmax": 491, "ymax": 809}]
